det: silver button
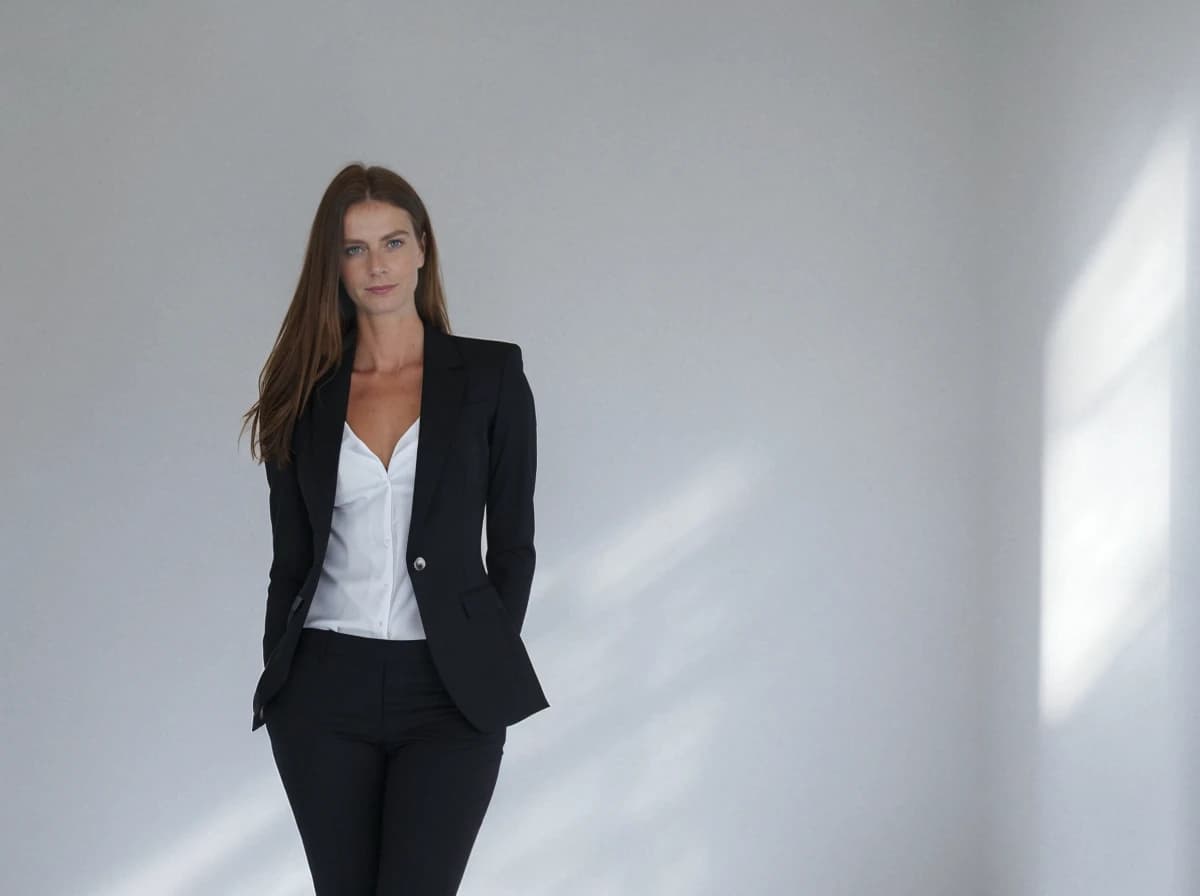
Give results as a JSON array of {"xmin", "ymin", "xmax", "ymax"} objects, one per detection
[{"xmin": 413, "ymin": 556, "xmax": 426, "ymax": 571}]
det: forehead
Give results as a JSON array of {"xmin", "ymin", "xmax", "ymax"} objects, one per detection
[{"xmin": 343, "ymin": 201, "xmax": 415, "ymax": 238}]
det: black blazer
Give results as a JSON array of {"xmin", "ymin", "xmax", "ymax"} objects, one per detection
[{"xmin": 251, "ymin": 317, "xmax": 549, "ymax": 732}]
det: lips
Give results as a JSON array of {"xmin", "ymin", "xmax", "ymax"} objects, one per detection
[{"xmin": 366, "ymin": 285, "xmax": 396, "ymax": 294}]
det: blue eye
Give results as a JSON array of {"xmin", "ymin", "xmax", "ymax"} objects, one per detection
[{"xmin": 345, "ymin": 240, "xmax": 404, "ymax": 256}]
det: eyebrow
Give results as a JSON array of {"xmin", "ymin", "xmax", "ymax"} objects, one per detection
[{"xmin": 343, "ymin": 229, "xmax": 411, "ymax": 245}]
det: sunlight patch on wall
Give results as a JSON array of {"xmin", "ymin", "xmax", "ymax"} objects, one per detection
[
  {"xmin": 87, "ymin": 779, "xmax": 292, "ymax": 896},
  {"xmin": 1040, "ymin": 121, "xmax": 1190, "ymax": 725}
]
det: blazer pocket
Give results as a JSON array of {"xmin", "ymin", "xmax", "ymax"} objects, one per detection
[{"xmin": 459, "ymin": 582, "xmax": 504, "ymax": 619}]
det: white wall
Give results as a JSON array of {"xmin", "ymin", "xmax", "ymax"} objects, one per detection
[
  {"xmin": 2, "ymin": 2, "xmax": 989, "ymax": 894},
  {"xmin": 978, "ymin": 3, "xmax": 1200, "ymax": 894}
]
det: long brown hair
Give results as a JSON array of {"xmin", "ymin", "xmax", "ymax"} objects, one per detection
[{"xmin": 240, "ymin": 163, "xmax": 451, "ymax": 468}]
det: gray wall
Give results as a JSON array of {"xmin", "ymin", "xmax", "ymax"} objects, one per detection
[{"xmin": 8, "ymin": 2, "xmax": 1192, "ymax": 895}]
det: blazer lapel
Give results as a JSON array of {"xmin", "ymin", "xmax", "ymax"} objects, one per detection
[
  {"xmin": 411, "ymin": 320, "xmax": 466, "ymax": 532},
  {"xmin": 299, "ymin": 317, "xmax": 466, "ymax": 562}
]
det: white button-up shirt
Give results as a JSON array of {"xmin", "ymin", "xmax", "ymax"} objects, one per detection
[{"xmin": 303, "ymin": 416, "xmax": 426, "ymax": 640}]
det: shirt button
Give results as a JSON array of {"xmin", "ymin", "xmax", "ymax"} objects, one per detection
[{"xmin": 413, "ymin": 556, "xmax": 426, "ymax": 571}]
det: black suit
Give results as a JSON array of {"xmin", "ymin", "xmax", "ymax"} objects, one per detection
[{"xmin": 251, "ymin": 316, "xmax": 549, "ymax": 732}]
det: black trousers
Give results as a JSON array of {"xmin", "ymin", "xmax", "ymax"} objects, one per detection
[{"xmin": 264, "ymin": 627, "xmax": 507, "ymax": 895}]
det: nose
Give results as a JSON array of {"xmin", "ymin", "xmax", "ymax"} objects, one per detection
[{"xmin": 367, "ymin": 248, "xmax": 388, "ymax": 276}]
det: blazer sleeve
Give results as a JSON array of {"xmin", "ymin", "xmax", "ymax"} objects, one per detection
[
  {"xmin": 263, "ymin": 454, "xmax": 314, "ymax": 664},
  {"xmin": 485, "ymin": 344, "xmax": 537, "ymax": 633}
]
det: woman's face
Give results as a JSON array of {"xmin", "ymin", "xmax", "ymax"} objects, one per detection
[{"xmin": 339, "ymin": 200, "xmax": 425, "ymax": 314}]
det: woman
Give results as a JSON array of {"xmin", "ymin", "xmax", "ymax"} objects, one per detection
[{"xmin": 240, "ymin": 163, "xmax": 549, "ymax": 895}]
